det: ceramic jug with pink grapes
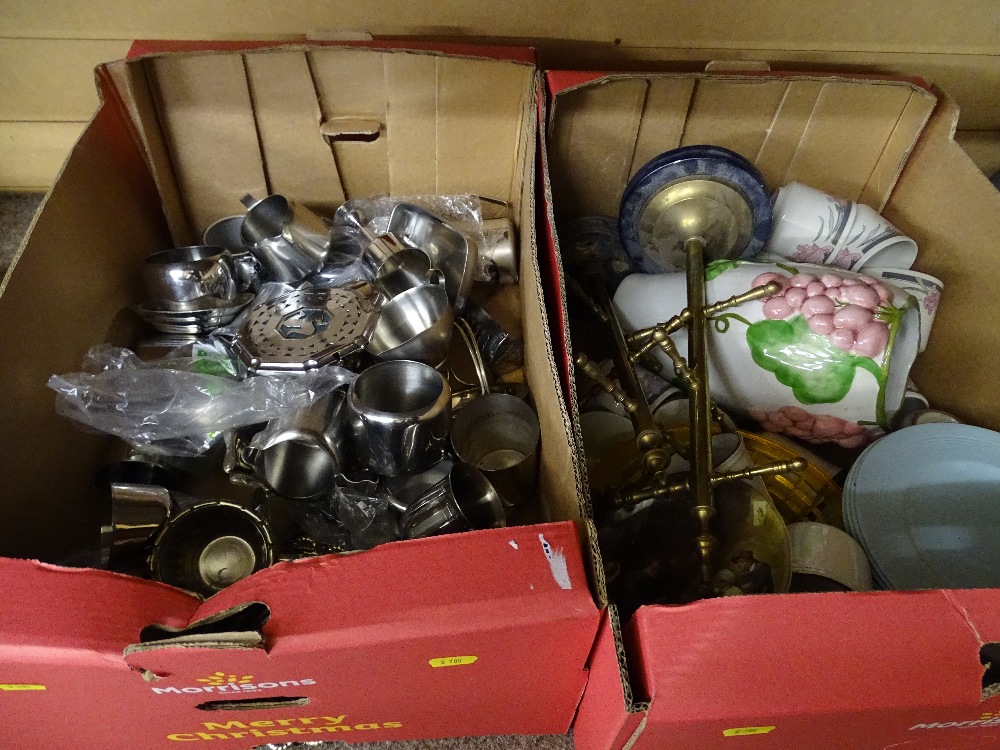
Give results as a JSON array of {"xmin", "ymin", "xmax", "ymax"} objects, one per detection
[{"xmin": 613, "ymin": 261, "xmax": 921, "ymax": 448}]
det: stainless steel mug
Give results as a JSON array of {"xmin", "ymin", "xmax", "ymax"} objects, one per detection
[
  {"xmin": 241, "ymin": 194, "xmax": 331, "ymax": 283},
  {"xmin": 398, "ymin": 461, "xmax": 505, "ymax": 539},
  {"xmin": 450, "ymin": 393, "xmax": 540, "ymax": 508},
  {"xmin": 348, "ymin": 360, "xmax": 451, "ymax": 477},
  {"xmin": 253, "ymin": 389, "xmax": 351, "ymax": 500}
]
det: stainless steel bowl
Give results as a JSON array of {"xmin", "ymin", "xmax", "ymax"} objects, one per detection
[
  {"xmin": 150, "ymin": 501, "xmax": 273, "ymax": 597},
  {"xmin": 367, "ymin": 283, "xmax": 454, "ymax": 366},
  {"xmin": 142, "ymin": 245, "xmax": 238, "ymax": 306}
]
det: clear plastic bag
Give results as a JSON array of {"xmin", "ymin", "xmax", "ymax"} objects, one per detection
[
  {"xmin": 283, "ymin": 499, "xmax": 355, "ymax": 554},
  {"xmin": 367, "ymin": 193, "xmax": 485, "ymax": 234},
  {"xmin": 48, "ymin": 344, "xmax": 355, "ymax": 454},
  {"xmin": 334, "ymin": 475, "xmax": 400, "ymax": 550}
]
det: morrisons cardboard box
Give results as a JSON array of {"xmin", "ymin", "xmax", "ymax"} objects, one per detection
[
  {"xmin": 540, "ymin": 68, "xmax": 1000, "ymax": 750},
  {"xmin": 0, "ymin": 43, "xmax": 601, "ymax": 749}
]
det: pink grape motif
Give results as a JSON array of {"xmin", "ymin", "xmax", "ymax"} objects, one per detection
[
  {"xmin": 748, "ymin": 406, "xmax": 876, "ymax": 449},
  {"xmin": 753, "ymin": 271, "xmax": 893, "ymax": 359}
]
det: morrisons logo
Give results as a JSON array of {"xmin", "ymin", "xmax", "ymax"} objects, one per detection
[{"xmin": 152, "ymin": 673, "xmax": 316, "ymax": 696}]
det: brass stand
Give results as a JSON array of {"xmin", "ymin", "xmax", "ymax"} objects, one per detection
[{"xmin": 573, "ymin": 177, "xmax": 803, "ymax": 597}]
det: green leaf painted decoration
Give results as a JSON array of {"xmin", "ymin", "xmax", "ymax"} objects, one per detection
[
  {"xmin": 705, "ymin": 259, "xmax": 741, "ymax": 281},
  {"xmin": 745, "ymin": 316, "xmax": 884, "ymax": 404}
]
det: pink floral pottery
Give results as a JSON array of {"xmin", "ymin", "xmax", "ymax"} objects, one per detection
[
  {"xmin": 836, "ymin": 203, "xmax": 918, "ymax": 271},
  {"xmin": 762, "ymin": 182, "xmax": 856, "ymax": 267},
  {"xmin": 866, "ymin": 268, "xmax": 943, "ymax": 352},
  {"xmin": 762, "ymin": 182, "xmax": 918, "ymax": 272},
  {"xmin": 612, "ymin": 261, "xmax": 921, "ymax": 447}
]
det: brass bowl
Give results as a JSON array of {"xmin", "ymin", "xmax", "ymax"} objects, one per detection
[{"xmin": 740, "ymin": 431, "xmax": 843, "ymax": 528}]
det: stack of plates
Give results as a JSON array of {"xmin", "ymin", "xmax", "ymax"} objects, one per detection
[
  {"xmin": 136, "ymin": 293, "xmax": 253, "ymax": 334},
  {"xmin": 843, "ymin": 423, "xmax": 1000, "ymax": 590}
]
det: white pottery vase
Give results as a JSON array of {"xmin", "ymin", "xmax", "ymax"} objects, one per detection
[{"xmin": 613, "ymin": 260, "xmax": 920, "ymax": 448}]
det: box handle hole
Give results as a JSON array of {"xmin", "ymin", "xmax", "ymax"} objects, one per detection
[{"xmin": 196, "ymin": 696, "xmax": 310, "ymax": 712}]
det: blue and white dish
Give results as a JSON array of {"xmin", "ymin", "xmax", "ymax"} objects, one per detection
[{"xmin": 619, "ymin": 145, "xmax": 772, "ymax": 274}]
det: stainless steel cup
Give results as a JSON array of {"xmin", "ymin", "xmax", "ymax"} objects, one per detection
[
  {"xmin": 142, "ymin": 245, "xmax": 238, "ymax": 306},
  {"xmin": 101, "ymin": 483, "xmax": 172, "ymax": 564},
  {"xmin": 203, "ymin": 215, "xmax": 247, "ymax": 253},
  {"xmin": 253, "ymin": 389, "xmax": 351, "ymax": 500},
  {"xmin": 398, "ymin": 461, "xmax": 506, "ymax": 539},
  {"xmin": 241, "ymin": 194, "xmax": 331, "ymax": 283},
  {"xmin": 367, "ymin": 282, "xmax": 455, "ymax": 366},
  {"xmin": 475, "ymin": 217, "xmax": 518, "ymax": 285},
  {"xmin": 371, "ymin": 247, "xmax": 433, "ymax": 298},
  {"xmin": 450, "ymin": 393, "xmax": 540, "ymax": 508},
  {"xmin": 462, "ymin": 300, "xmax": 524, "ymax": 376},
  {"xmin": 150, "ymin": 501, "xmax": 273, "ymax": 597},
  {"xmin": 348, "ymin": 360, "xmax": 451, "ymax": 477}
]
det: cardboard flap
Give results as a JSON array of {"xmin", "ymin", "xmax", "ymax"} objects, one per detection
[
  {"xmin": 123, "ymin": 635, "xmax": 273, "ymax": 679},
  {"xmin": 573, "ymin": 609, "xmax": 647, "ymax": 750},
  {"xmin": 112, "ymin": 46, "xmax": 534, "ymax": 244},
  {"xmin": 126, "ymin": 632, "xmax": 266, "ymax": 655},
  {"xmin": 625, "ymin": 591, "xmax": 1000, "ymax": 750},
  {"xmin": 884, "ymin": 89, "xmax": 1000, "ymax": 430},
  {"xmin": 124, "ymin": 601, "xmax": 271, "ymax": 663},
  {"xmin": 546, "ymin": 71, "xmax": 936, "ymax": 225}
]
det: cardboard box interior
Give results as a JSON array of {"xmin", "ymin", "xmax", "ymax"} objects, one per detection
[
  {"xmin": 541, "ymin": 69, "xmax": 1000, "ymax": 750},
  {"xmin": 0, "ymin": 45, "xmax": 588, "ymax": 560}
]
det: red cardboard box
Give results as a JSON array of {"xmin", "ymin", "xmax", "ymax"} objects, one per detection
[
  {"xmin": 540, "ymin": 68, "xmax": 1000, "ymax": 749},
  {"xmin": 0, "ymin": 44, "xmax": 601, "ymax": 748}
]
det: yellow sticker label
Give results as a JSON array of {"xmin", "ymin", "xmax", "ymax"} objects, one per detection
[
  {"xmin": 428, "ymin": 656, "xmax": 478, "ymax": 668},
  {"xmin": 723, "ymin": 726, "xmax": 776, "ymax": 737},
  {"xmin": 0, "ymin": 684, "xmax": 46, "ymax": 691}
]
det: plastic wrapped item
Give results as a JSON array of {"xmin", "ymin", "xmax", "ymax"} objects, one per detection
[
  {"xmin": 363, "ymin": 194, "xmax": 490, "ymax": 263},
  {"xmin": 335, "ymin": 475, "xmax": 400, "ymax": 550},
  {"xmin": 369, "ymin": 193, "xmax": 483, "ymax": 229},
  {"xmin": 48, "ymin": 344, "xmax": 355, "ymax": 453},
  {"xmin": 283, "ymin": 499, "xmax": 354, "ymax": 555}
]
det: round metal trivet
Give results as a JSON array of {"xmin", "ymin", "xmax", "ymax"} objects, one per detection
[{"xmin": 235, "ymin": 287, "xmax": 377, "ymax": 372}]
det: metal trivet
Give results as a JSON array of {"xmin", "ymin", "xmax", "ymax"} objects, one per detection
[{"xmin": 234, "ymin": 287, "xmax": 377, "ymax": 373}]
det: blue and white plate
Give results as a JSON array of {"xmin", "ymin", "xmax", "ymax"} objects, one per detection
[
  {"xmin": 619, "ymin": 145, "xmax": 772, "ymax": 274},
  {"xmin": 843, "ymin": 423, "xmax": 1000, "ymax": 590}
]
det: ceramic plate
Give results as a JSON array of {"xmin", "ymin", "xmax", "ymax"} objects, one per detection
[
  {"xmin": 843, "ymin": 423, "xmax": 1000, "ymax": 590},
  {"xmin": 619, "ymin": 145, "xmax": 772, "ymax": 273}
]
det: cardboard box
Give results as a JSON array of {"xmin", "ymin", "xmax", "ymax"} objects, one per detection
[
  {"xmin": 539, "ymin": 69, "xmax": 1000, "ymax": 749},
  {"xmin": 0, "ymin": 44, "xmax": 602, "ymax": 749}
]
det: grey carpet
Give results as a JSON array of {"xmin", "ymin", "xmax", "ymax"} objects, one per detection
[
  {"xmin": 0, "ymin": 189, "xmax": 576, "ymax": 750},
  {"xmin": 0, "ymin": 191, "xmax": 43, "ymax": 275}
]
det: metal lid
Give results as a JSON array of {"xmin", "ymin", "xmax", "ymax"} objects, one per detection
[{"xmin": 234, "ymin": 287, "xmax": 378, "ymax": 373}]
